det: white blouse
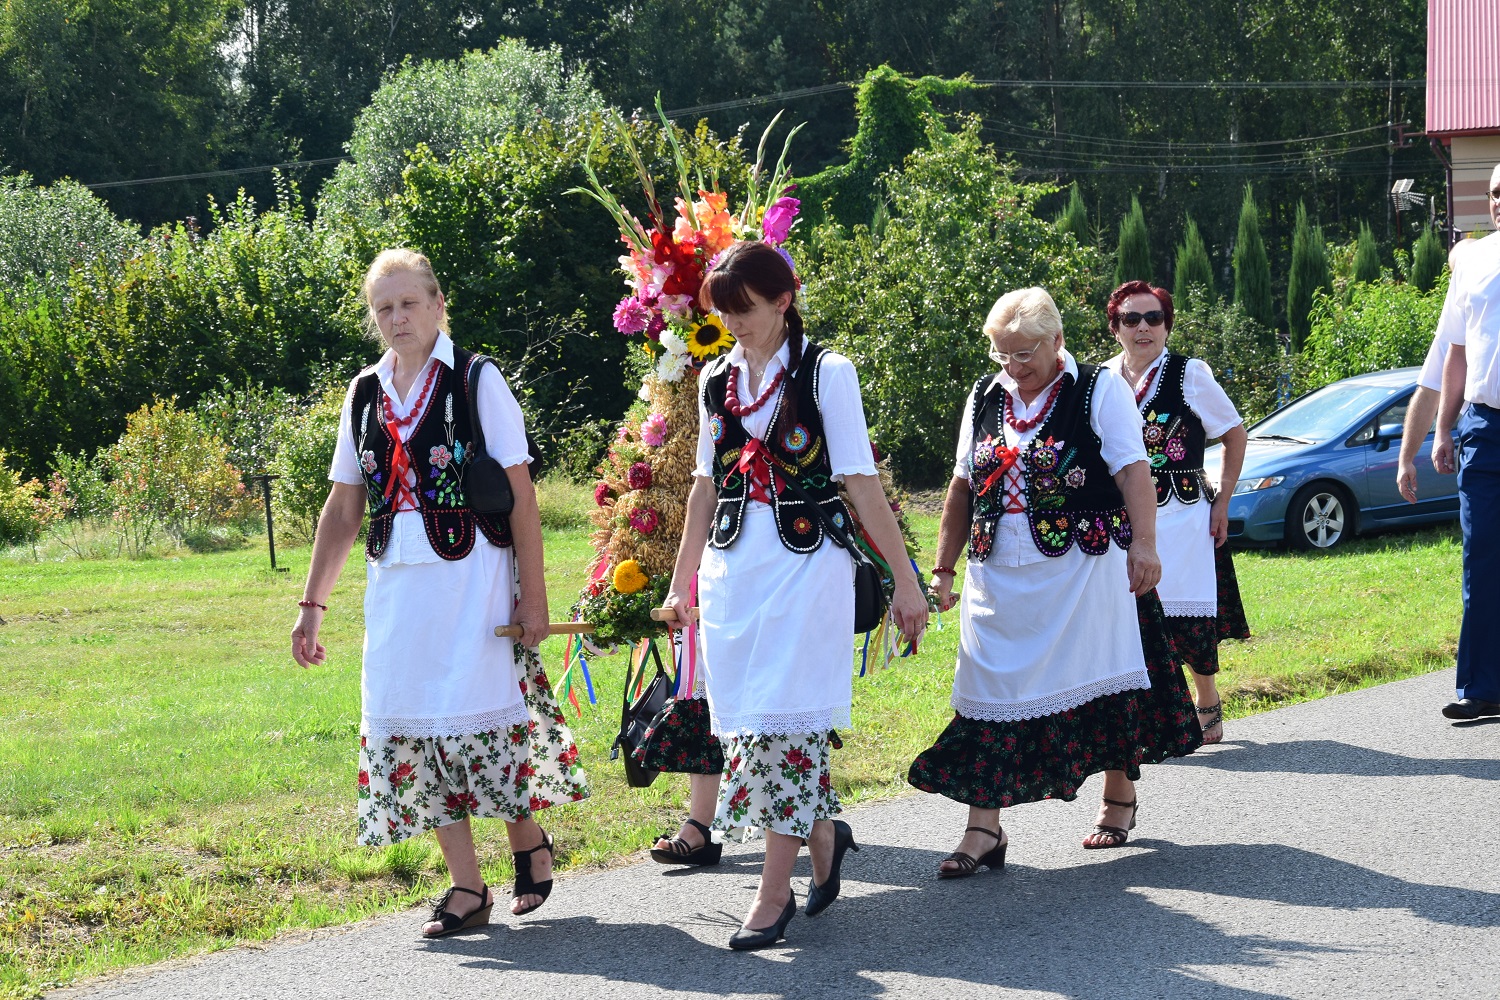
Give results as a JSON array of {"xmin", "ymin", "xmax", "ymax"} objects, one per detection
[{"xmin": 1103, "ymin": 348, "xmax": 1244, "ymax": 439}]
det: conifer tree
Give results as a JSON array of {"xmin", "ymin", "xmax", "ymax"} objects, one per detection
[
  {"xmin": 1352, "ymin": 221, "xmax": 1382, "ymax": 283},
  {"xmin": 1410, "ymin": 225, "xmax": 1445, "ymax": 293},
  {"xmin": 1055, "ymin": 183, "xmax": 1088, "ymax": 242},
  {"xmin": 1287, "ymin": 202, "xmax": 1321, "ymax": 351},
  {"xmin": 1232, "ymin": 184, "xmax": 1274, "ymax": 330},
  {"xmin": 1113, "ymin": 196, "xmax": 1152, "ymax": 287},
  {"xmin": 1173, "ymin": 214, "xmax": 1215, "ymax": 304}
]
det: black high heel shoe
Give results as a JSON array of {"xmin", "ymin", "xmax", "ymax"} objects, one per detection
[
  {"xmin": 728, "ymin": 893, "xmax": 797, "ymax": 951},
  {"xmin": 937, "ymin": 825, "xmax": 1007, "ymax": 878},
  {"xmin": 512, "ymin": 828, "xmax": 554, "ymax": 915},
  {"xmin": 650, "ymin": 817, "xmax": 723, "ymax": 867},
  {"xmin": 805, "ymin": 819, "xmax": 859, "ymax": 916}
]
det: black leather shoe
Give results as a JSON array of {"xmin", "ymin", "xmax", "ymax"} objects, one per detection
[
  {"xmin": 728, "ymin": 894, "xmax": 796, "ymax": 951},
  {"xmin": 1442, "ymin": 698, "xmax": 1500, "ymax": 720},
  {"xmin": 805, "ymin": 819, "xmax": 859, "ymax": 917}
]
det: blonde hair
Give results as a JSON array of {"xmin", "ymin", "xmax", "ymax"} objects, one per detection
[
  {"xmin": 983, "ymin": 287, "xmax": 1063, "ymax": 345},
  {"xmin": 361, "ymin": 248, "xmax": 447, "ymax": 341}
]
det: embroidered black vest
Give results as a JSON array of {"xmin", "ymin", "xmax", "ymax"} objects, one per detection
[
  {"xmin": 703, "ymin": 342, "xmax": 853, "ymax": 553},
  {"xmin": 967, "ymin": 363, "xmax": 1132, "ymax": 560},
  {"xmin": 349, "ymin": 345, "xmax": 513, "ymax": 561},
  {"xmin": 1139, "ymin": 352, "xmax": 1209, "ymax": 506}
]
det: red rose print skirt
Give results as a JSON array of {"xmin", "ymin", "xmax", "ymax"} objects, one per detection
[{"xmin": 713, "ymin": 732, "xmax": 840, "ymax": 840}]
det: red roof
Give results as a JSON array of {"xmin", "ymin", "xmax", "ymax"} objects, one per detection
[{"xmin": 1428, "ymin": 0, "xmax": 1500, "ymax": 135}]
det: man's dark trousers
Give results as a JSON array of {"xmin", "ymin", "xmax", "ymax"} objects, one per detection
[{"xmin": 1457, "ymin": 401, "xmax": 1500, "ymax": 702}]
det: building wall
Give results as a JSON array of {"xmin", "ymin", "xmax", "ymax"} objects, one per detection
[{"xmin": 1452, "ymin": 135, "xmax": 1500, "ymax": 234}]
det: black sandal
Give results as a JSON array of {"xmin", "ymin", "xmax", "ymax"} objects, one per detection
[
  {"xmin": 1082, "ymin": 797, "xmax": 1139, "ymax": 850},
  {"xmin": 650, "ymin": 817, "xmax": 723, "ymax": 867},
  {"xmin": 422, "ymin": 884, "xmax": 492, "ymax": 938},
  {"xmin": 938, "ymin": 825, "xmax": 1007, "ymax": 879},
  {"xmin": 1196, "ymin": 700, "xmax": 1224, "ymax": 744},
  {"xmin": 512, "ymin": 829, "xmax": 554, "ymax": 915}
]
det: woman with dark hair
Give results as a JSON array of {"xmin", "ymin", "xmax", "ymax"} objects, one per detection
[
  {"xmin": 661, "ymin": 240, "xmax": 928, "ymax": 950},
  {"xmin": 1102, "ymin": 280, "xmax": 1251, "ymax": 743}
]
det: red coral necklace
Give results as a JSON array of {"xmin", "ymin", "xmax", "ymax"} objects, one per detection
[
  {"xmin": 725, "ymin": 365, "xmax": 784, "ymax": 417},
  {"xmin": 1129, "ymin": 364, "xmax": 1160, "ymax": 406},
  {"xmin": 383, "ymin": 362, "xmax": 439, "ymax": 429},
  {"xmin": 1004, "ymin": 361, "xmax": 1066, "ymax": 433}
]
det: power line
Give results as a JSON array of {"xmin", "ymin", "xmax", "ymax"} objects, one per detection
[
  {"xmin": 84, "ymin": 155, "xmax": 348, "ymax": 191},
  {"xmin": 978, "ymin": 119, "xmax": 1396, "ymax": 151}
]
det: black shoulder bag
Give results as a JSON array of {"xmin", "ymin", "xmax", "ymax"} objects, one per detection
[
  {"xmin": 611, "ymin": 639, "xmax": 671, "ymax": 788},
  {"xmin": 777, "ymin": 473, "xmax": 890, "ymax": 634},
  {"xmin": 464, "ymin": 355, "xmax": 541, "ymax": 515}
]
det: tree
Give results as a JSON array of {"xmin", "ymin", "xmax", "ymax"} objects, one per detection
[
  {"xmin": 1352, "ymin": 221, "xmax": 1381, "ymax": 283},
  {"xmin": 1287, "ymin": 202, "xmax": 1331, "ymax": 351},
  {"xmin": 1113, "ymin": 196, "xmax": 1152, "ymax": 287},
  {"xmin": 1173, "ymin": 214, "xmax": 1215, "ymax": 304},
  {"xmin": 1410, "ymin": 224, "xmax": 1444, "ymax": 293},
  {"xmin": 1233, "ymin": 185, "xmax": 1274, "ymax": 333},
  {"xmin": 1055, "ymin": 183, "xmax": 1088, "ymax": 242}
]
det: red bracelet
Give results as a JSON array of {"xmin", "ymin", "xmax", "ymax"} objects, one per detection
[
  {"xmin": 932, "ymin": 566, "xmax": 957, "ymax": 578},
  {"xmin": 298, "ymin": 599, "xmax": 328, "ymax": 611}
]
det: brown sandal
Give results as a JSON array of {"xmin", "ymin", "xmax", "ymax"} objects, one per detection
[
  {"xmin": 1196, "ymin": 700, "xmax": 1224, "ymax": 744},
  {"xmin": 938, "ymin": 825, "xmax": 1007, "ymax": 878},
  {"xmin": 1082, "ymin": 797, "xmax": 1138, "ymax": 850}
]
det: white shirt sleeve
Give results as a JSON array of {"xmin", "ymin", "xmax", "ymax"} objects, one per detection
[
  {"xmin": 953, "ymin": 383, "xmax": 981, "ymax": 481},
  {"xmin": 1089, "ymin": 367, "xmax": 1149, "ymax": 475},
  {"xmin": 816, "ymin": 352, "xmax": 878, "ymax": 479},
  {"xmin": 1417, "ymin": 324, "xmax": 1453, "ymax": 391},
  {"xmin": 1183, "ymin": 359, "xmax": 1244, "ymax": 438},
  {"xmin": 694, "ymin": 375, "xmax": 715, "ymax": 479},
  {"xmin": 473, "ymin": 361, "xmax": 532, "ymax": 468},
  {"xmin": 328, "ymin": 377, "xmax": 364, "ymax": 485}
]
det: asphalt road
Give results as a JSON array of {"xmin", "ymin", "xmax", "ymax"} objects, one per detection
[{"xmin": 60, "ymin": 670, "xmax": 1500, "ymax": 1000}]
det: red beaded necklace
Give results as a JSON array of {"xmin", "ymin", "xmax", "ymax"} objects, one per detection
[
  {"xmin": 725, "ymin": 365, "xmax": 784, "ymax": 417},
  {"xmin": 1003, "ymin": 358, "xmax": 1066, "ymax": 433},
  {"xmin": 1130, "ymin": 363, "xmax": 1160, "ymax": 406},
  {"xmin": 383, "ymin": 362, "xmax": 439, "ymax": 429}
]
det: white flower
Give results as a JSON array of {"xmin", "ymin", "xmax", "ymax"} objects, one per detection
[
  {"xmin": 656, "ymin": 350, "xmax": 689, "ymax": 382},
  {"xmin": 659, "ymin": 330, "xmax": 688, "ymax": 357},
  {"xmin": 638, "ymin": 378, "xmax": 653, "ymax": 401}
]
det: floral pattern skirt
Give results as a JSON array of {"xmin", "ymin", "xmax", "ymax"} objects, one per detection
[
  {"xmin": 633, "ymin": 696, "xmax": 725, "ymax": 775},
  {"xmin": 1215, "ymin": 543, "xmax": 1252, "ymax": 643},
  {"xmin": 907, "ymin": 593, "xmax": 1201, "ymax": 809},
  {"xmin": 356, "ymin": 639, "xmax": 590, "ymax": 846},
  {"xmin": 1169, "ymin": 546, "xmax": 1252, "ymax": 676},
  {"xmin": 713, "ymin": 732, "xmax": 840, "ymax": 839}
]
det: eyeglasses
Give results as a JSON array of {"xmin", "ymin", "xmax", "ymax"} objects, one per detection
[
  {"xmin": 1119, "ymin": 310, "xmax": 1166, "ymax": 328},
  {"xmin": 1490, "ymin": 187, "xmax": 1500, "ymax": 200},
  {"xmin": 988, "ymin": 347, "xmax": 1039, "ymax": 365}
]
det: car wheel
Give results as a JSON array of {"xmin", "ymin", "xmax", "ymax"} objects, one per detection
[{"xmin": 1286, "ymin": 483, "xmax": 1353, "ymax": 550}]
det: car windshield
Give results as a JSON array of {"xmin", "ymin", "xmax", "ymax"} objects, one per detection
[{"xmin": 1249, "ymin": 382, "xmax": 1397, "ymax": 444}]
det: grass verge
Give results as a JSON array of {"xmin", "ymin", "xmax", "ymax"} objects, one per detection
[{"xmin": 0, "ymin": 498, "xmax": 1462, "ymax": 997}]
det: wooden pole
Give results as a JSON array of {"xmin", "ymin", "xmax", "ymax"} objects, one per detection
[{"xmin": 493, "ymin": 622, "xmax": 598, "ymax": 638}]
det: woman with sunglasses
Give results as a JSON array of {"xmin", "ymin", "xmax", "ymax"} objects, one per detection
[
  {"xmin": 1103, "ymin": 280, "xmax": 1251, "ymax": 746},
  {"xmin": 908, "ymin": 287, "xmax": 1202, "ymax": 871}
]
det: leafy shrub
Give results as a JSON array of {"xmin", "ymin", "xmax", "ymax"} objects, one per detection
[
  {"xmin": 800, "ymin": 118, "xmax": 1106, "ymax": 485},
  {"xmin": 546, "ymin": 417, "xmax": 615, "ymax": 484},
  {"xmin": 0, "ymin": 175, "xmax": 143, "ymax": 299},
  {"xmin": 0, "ymin": 451, "xmax": 63, "ymax": 544},
  {"xmin": 180, "ymin": 525, "xmax": 250, "ymax": 553},
  {"xmin": 194, "ymin": 381, "xmax": 297, "ymax": 475},
  {"xmin": 1170, "ymin": 301, "xmax": 1291, "ymax": 425},
  {"xmin": 1303, "ymin": 273, "xmax": 1448, "ymax": 388},
  {"xmin": 268, "ymin": 383, "xmax": 349, "ymax": 543}
]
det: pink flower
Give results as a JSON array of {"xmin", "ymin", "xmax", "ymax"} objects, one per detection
[
  {"xmin": 428, "ymin": 444, "xmax": 452, "ymax": 470},
  {"xmin": 629, "ymin": 507, "xmax": 659, "ymax": 534},
  {"xmin": 644, "ymin": 314, "xmax": 665, "ymax": 341},
  {"xmin": 626, "ymin": 461, "xmax": 653, "ymax": 491},
  {"xmin": 613, "ymin": 297, "xmax": 651, "ymax": 335},
  {"xmin": 641, "ymin": 413, "xmax": 668, "ymax": 447},
  {"xmin": 761, "ymin": 197, "xmax": 801, "ymax": 245},
  {"xmin": 594, "ymin": 482, "xmax": 612, "ymax": 507}
]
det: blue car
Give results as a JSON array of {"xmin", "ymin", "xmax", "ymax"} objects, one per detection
[{"xmin": 1204, "ymin": 367, "xmax": 1460, "ymax": 549}]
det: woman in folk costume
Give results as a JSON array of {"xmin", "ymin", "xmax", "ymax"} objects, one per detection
[
  {"xmin": 661, "ymin": 241, "xmax": 928, "ymax": 950},
  {"xmin": 291, "ymin": 249, "xmax": 587, "ymax": 938},
  {"xmin": 1102, "ymin": 281, "xmax": 1251, "ymax": 743},
  {"xmin": 908, "ymin": 287, "xmax": 1201, "ymax": 873}
]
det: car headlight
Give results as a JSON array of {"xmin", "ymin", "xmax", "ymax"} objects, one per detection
[{"xmin": 1233, "ymin": 475, "xmax": 1285, "ymax": 495}]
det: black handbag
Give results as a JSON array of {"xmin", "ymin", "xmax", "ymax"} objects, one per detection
[
  {"xmin": 610, "ymin": 639, "xmax": 671, "ymax": 788},
  {"xmin": 464, "ymin": 355, "xmax": 541, "ymax": 515},
  {"xmin": 777, "ymin": 473, "xmax": 890, "ymax": 634}
]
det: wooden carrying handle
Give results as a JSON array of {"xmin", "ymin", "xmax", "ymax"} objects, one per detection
[
  {"xmin": 649, "ymin": 607, "xmax": 701, "ymax": 622},
  {"xmin": 493, "ymin": 622, "xmax": 597, "ymax": 638}
]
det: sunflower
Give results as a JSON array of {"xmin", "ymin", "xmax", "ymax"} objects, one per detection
[{"xmin": 686, "ymin": 315, "xmax": 734, "ymax": 359}]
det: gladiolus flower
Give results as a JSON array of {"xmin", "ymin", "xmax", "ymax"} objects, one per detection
[{"xmin": 761, "ymin": 197, "xmax": 801, "ymax": 245}]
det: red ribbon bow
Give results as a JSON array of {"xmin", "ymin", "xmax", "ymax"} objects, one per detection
[
  {"xmin": 973, "ymin": 445, "xmax": 1021, "ymax": 499},
  {"xmin": 736, "ymin": 437, "xmax": 784, "ymax": 503}
]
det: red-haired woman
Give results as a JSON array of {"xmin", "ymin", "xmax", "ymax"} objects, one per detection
[
  {"xmin": 1103, "ymin": 280, "xmax": 1251, "ymax": 743},
  {"xmin": 661, "ymin": 241, "xmax": 928, "ymax": 950}
]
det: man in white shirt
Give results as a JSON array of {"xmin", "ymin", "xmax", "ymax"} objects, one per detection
[
  {"xmin": 1398, "ymin": 239, "xmax": 1475, "ymax": 501},
  {"xmin": 1432, "ymin": 162, "xmax": 1500, "ymax": 720}
]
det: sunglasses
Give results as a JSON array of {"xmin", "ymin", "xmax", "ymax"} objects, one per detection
[{"xmin": 1118, "ymin": 310, "xmax": 1166, "ymax": 328}]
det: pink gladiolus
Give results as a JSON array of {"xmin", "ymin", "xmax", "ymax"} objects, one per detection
[
  {"xmin": 761, "ymin": 197, "xmax": 801, "ymax": 245},
  {"xmin": 613, "ymin": 297, "xmax": 651, "ymax": 335}
]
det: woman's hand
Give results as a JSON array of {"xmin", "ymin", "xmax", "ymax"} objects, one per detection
[
  {"xmin": 513, "ymin": 594, "xmax": 549, "ymax": 650},
  {"xmin": 1210, "ymin": 495, "xmax": 1230, "ymax": 548},
  {"xmin": 291, "ymin": 607, "xmax": 327, "ymax": 668},
  {"xmin": 661, "ymin": 586, "xmax": 695, "ymax": 629},
  {"xmin": 890, "ymin": 577, "xmax": 929, "ymax": 645},
  {"xmin": 929, "ymin": 574, "xmax": 958, "ymax": 612},
  {"xmin": 1125, "ymin": 541, "xmax": 1162, "ymax": 596}
]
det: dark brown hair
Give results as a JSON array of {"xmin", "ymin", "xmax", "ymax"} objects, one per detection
[{"xmin": 700, "ymin": 241, "xmax": 805, "ymax": 375}]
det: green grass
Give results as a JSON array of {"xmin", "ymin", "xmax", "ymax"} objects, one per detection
[{"xmin": 0, "ymin": 491, "xmax": 1463, "ymax": 997}]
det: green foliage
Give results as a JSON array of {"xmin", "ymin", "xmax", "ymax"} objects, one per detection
[
  {"xmin": 267, "ymin": 383, "xmax": 348, "ymax": 543},
  {"xmin": 801, "ymin": 119, "xmax": 1106, "ymax": 485},
  {"xmin": 1113, "ymin": 196, "xmax": 1152, "ymax": 287},
  {"xmin": 1410, "ymin": 225, "xmax": 1445, "ymax": 293},
  {"xmin": 0, "ymin": 450, "xmax": 60, "ymax": 544},
  {"xmin": 1287, "ymin": 203, "xmax": 1332, "ymax": 352},
  {"xmin": 1352, "ymin": 221, "xmax": 1382, "ymax": 283},
  {"xmin": 1304, "ymin": 271, "xmax": 1448, "ymax": 386},
  {"xmin": 0, "ymin": 176, "xmax": 143, "ymax": 298},
  {"xmin": 1232, "ymin": 185, "xmax": 1275, "ymax": 334},
  {"xmin": 318, "ymin": 41, "xmax": 605, "ymax": 225},
  {"xmin": 1170, "ymin": 300, "xmax": 1288, "ymax": 424},
  {"xmin": 547, "ymin": 417, "xmax": 615, "ymax": 484},
  {"xmin": 1054, "ymin": 183, "xmax": 1089, "ymax": 242},
  {"xmin": 1173, "ymin": 214, "xmax": 1215, "ymax": 305},
  {"xmin": 194, "ymin": 381, "xmax": 297, "ymax": 476}
]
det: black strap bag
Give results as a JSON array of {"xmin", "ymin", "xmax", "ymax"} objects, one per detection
[
  {"xmin": 777, "ymin": 472, "xmax": 890, "ymax": 634},
  {"xmin": 611, "ymin": 639, "xmax": 672, "ymax": 788},
  {"xmin": 463, "ymin": 355, "xmax": 541, "ymax": 514}
]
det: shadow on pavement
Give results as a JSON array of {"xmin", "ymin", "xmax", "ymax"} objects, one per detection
[
  {"xmin": 416, "ymin": 838, "xmax": 1499, "ymax": 1000},
  {"xmin": 1169, "ymin": 738, "xmax": 1500, "ymax": 781}
]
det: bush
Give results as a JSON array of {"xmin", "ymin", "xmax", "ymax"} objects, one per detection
[
  {"xmin": 801, "ymin": 118, "xmax": 1105, "ymax": 485},
  {"xmin": 194, "ymin": 380, "xmax": 297, "ymax": 476},
  {"xmin": 546, "ymin": 417, "xmax": 615, "ymax": 484},
  {"xmin": 1170, "ymin": 301, "xmax": 1290, "ymax": 424},
  {"xmin": 1303, "ymin": 273, "xmax": 1448, "ymax": 387},
  {"xmin": 0, "ymin": 450, "xmax": 63, "ymax": 545},
  {"xmin": 268, "ymin": 382, "xmax": 349, "ymax": 543},
  {"xmin": 0, "ymin": 175, "xmax": 143, "ymax": 299}
]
